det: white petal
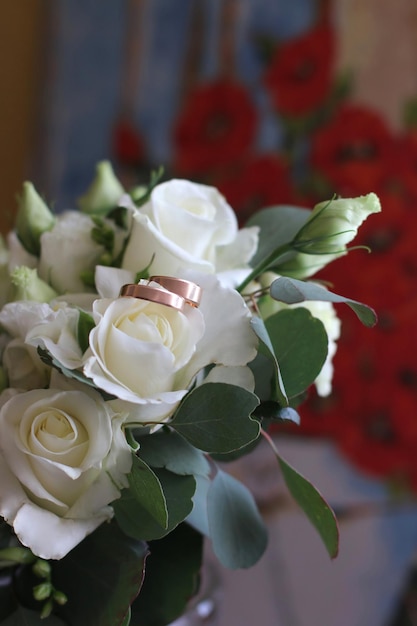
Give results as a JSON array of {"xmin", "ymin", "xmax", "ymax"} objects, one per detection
[{"xmin": 13, "ymin": 502, "xmax": 111, "ymax": 559}]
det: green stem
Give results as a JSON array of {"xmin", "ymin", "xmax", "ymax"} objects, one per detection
[{"xmin": 237, "ymin": 243, "xmax": 293, "ymax": 293}]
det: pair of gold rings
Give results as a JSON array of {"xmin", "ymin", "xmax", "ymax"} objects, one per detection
[{"xmin": 119, "ymin": 275, "xmax": 202, "ymax": 312}]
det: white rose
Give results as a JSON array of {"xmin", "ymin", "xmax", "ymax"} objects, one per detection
[
  {"xmin": 38, "ymin": 211, "xmax": 104, "ymax": 293},
  {"xmin": 2, "ymin": 339, "xmax": 50, "ymax": 390},
  {"xmin": 84, "ymin": 270, "xmax": 258, "ymax": 424},
  {"xmin": 0, "ymin": 387, "xmax": 132, "ymax": 559},
  {"xmin": 259, "ymin": 273, "xmax": 341, "ymax": 396},
  {"xmin": 121, "ymin": 179, "xmax": 259, "ymax": 287},
  {"xmin": 0, "ymin": 300, "xmax": 84, "ymax": 370}
]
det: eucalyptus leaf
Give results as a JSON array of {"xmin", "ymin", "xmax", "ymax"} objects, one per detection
[
  {"xmin": 52, "ymin": 521, "xmax": 148, "ymax": 626},
  {"xmin": 207, "ymin": 469, "xmax": 268, "ymax": 569},
  {"xmin": 270, "ymin": 275, "xmax": 377, "ymax": 327},
  {"xmin": 114, "ymin": 470, "xmax": 196, "ymax": 541},
  {"xmin": 171, "ymin": 383, "xmax": 260, "ymax": 453},
  {"xmin": 127, "ymin": 455, "xmax": 168, "ymax": 528},
  {"xmin": 186, "ymin": 474, "xmax": 211, "ymax": 537},
  {"xmin": 76, "ymin": 310, "xmax": 95, "ymax": 353},
  {"xmin": 250, "ymin": 316, "xmax": 288, "ymax": 406},
  {"xmin": 264, "ymin": 308, "xmax": 328, "ymax": 398},
  {"xmin": 276, "ymin": 453, "xmax": 339, "ymax": 559},
  {"xmin": 136, "ymin": 430, "xmax": 210, "ymax": 477},
  {"xmin": 130, "ymin": 523, "xmax": 203, "ymax": 626}
]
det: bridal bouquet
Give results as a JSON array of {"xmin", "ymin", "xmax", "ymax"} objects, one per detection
[{"xmin": 0, "ymin": 162, "xmax": 379, "ymax": 625}]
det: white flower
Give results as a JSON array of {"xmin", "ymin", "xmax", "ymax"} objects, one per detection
[
  {"xmin": 0, "ymin": 300, "xmax": 84, "ymax": 370},
  {"xmin": 84, "ymin": 270, "xmax": 258, "ymax": 424},
  {"xmin": 0, "ymin": 387, "xmax": 132, "ymax": 559},
  {"xmin": 121, "ymin": 179, "xmax": 259, "ymax": 287},
  {"xmin": 38, "ymin": 211, "xmax": 105, "ymax": 293},
  {"xmin": 2, "ymin": 339, "xmax": 50, "ymax": 390},
  {"xmin": 279, "ymin": 192, "xmax": 381, "ymax": 278},
  {"xmin": 259, "ymin": 273, "xmax": 341, "ymax": 396},
  {"xmin": 38, "ymin": 211, "xmax": 125, "ymax": 295}
]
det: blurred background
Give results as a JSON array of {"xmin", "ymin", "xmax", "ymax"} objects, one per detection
[{"xmin": 3, "ymin": 1, "xmax": 417, "ymax": 624}]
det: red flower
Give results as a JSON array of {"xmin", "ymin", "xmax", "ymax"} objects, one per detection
[
  {"xmin": 310, "ymin": 105, "xmax": 393, "ymax": 195},
  {"xmin": 263, "ymin": 24, "xmax": 335, "ymax": 117},
  {"xmin": 112, "ymin": 118, "xmax": 145, "ymax": 166},
  {"xmin": 172, "ymin": 80, "xmax": 257, "ymax": 176},
  {"xmin": 215, "ymin": 153, "xmax": 295, "ymax": 224}
]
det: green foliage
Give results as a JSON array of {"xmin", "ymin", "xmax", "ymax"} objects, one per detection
[
  {"xmin": 270, "ymin": 275, "xmax": 377, "ymax": 327},
  {"xmin": 207, "ymin": 469, "xmax": 268, "ymax": 569},
  {"xmin": 265, "ymin": 308, "xmax": 328, "ymax": 398},
  {"xmin": 114, "ymin": 468, "xmax": 196, "ymax": 541},
  {"xmin": 170, "ymin": 383, "xmax": 260, "ymax": 453},
  {"xmin": 136, "ymin": 430, "xmax": 210, "ymax": 477},
  {"xmin": 52, "ymin": 521, "xmax": 148, "ymax": 626},
  {"xmin": 130, "ymin": 524, "xmax": 203, "ymax": 626},
  {"xmin": 76, "ymin": 310, "xmax": 95, "ymax": 353},
  {"xmin": 277, "ymin": 454, "xmax": 339, "ymax": 558}
]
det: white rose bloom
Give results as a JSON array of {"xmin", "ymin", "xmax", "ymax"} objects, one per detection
[
  {"xmin": 0, "ymin": 300, "xmax": 83, "ymax": 370},
  {"xmin": 84, "ymin": 270, "xmax": 258, "ymax": 424},
  {"xmin": 259, "ymin": 273, "xmax": 341, "ymax": 396},
  {"xmin": 0, "ymin": 387, "xmax": 132, "ymax": 559},
  {"xmin": 121, "ymin": 180, "xmax": 259, "ymax": 287},
  {"xmin": 38, "ymin": 211, "xmax": 104, "ymax": 293},
  {"xmin": 38, "ymin": 211, "xmax": 125, "ymax": 294},
  {"xmin": 2, "ymin": 339, "xmax": 50, "ymax": 390}
]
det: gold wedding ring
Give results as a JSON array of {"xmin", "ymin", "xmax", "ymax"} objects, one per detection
[
  {"xmin": 149, "ymin": 276, "xmax": 202, "ymax": 307},
  {"xmin": 119, "ymin": 283, "xmax": 186, "ymax": 311}
]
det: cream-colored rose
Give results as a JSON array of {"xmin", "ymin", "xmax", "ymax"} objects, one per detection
[
  {"xmin": 84, "ymin": 270, "xmax": 258, "ymax": 424},
  {"xmin": 121, "ymin": 179, "xmax": 259, "ymax": 287},
  {"xmin": 38, "ymin": 211, "xmax": 125, "ymax": 294},
  {"xmin": 0, "ymin": 387, "xmax": 132, "ymax": 559}
]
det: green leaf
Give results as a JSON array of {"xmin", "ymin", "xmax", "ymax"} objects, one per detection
[
  {"xmin": 170, "ymin": 383, "xmax": 260, "ymax": 453},
  {"xmin": 277, "ymin": 453, "xmax": 339, "ymax": 558},
  {"xmin": 270, "ymin": 275, "xmax": 377, "ymax": 327},
  {"xmin": 0, "ymin": 607, "xmax": 65, "ymax": 625},
  {"xmin": 265, "ymin": 308, "xmax": 328, "ymax": 398},
  {"xmin": 253, "ymin": 402, "xmax": 300, "ymax": 425},
  {"xmin": 129, "ymin": 168, "xmax": 164, "ymax": 207},
  {"xmin": 128, "ymin": 455, "xmax": 168, "ymax": 528},
  {"xmin": 186, "ymin": 474, "xmax": 210, "ymax": 537},
  {"xmin": 130, "ymin": 523, "xmax": 203, "ymax": 626},
  {"xmin": 250, "ymin": 316, "xmax": 288, "ymax": 406},
  {"xmin": 52, "ymin": 521, "xmax": 148, "ymax": 626},
  {"xmin": 136, "ymin": 430, "xmax": 210, "ymax": 477},
  {"xmin": 207, "ymin": 469, "xmax": 267, "ymax": 569},
  {"xmin": 76, "ymin": 310, "xmax": 95, "ymax": 353},
  {"xmin": 114, "ymin": 469, "xmax": 196, "ymax": 541},
  {"xmin": 246, "ymin": 205, "xmax": 311, "ymax": 268}
]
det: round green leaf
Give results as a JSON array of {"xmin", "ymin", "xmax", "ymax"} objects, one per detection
[
  {"xmin": 171, "ymin": 383, "xmax": 260, "ymax": 453},
  {"xmin": 207, "ymin": 469, "xmax": 267, "ymax": 569},
  {"xmin": 265, "ymin": 308, "xmax": 328, "ymax": 398},
  {"xmin": 52, "ymin": 521, "xmax": 148, "ymax": 626}
]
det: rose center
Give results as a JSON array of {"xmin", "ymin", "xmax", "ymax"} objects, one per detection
[
  {"xmin": 29, "ymin": 408, "xmax": 89, "ymax": 458},
  {"xmin": 178, "ymin": 197, "xmax": 216, "ymax": 219}
]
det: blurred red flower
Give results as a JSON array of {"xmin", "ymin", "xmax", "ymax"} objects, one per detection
[
  {"xmin": 310, "ymin": 104, "xmax": 393, "ymax": 195},
  {"xmin": 112, "ymin": 118, "xmax": 145, "ymax": 166},
  {"xmin": 173, "ymin": 79, "xmax": 258, "ymax": 176},
  {"xmin": 263, "ymin": 23, "xmax": 335, "ymax": 117}
]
